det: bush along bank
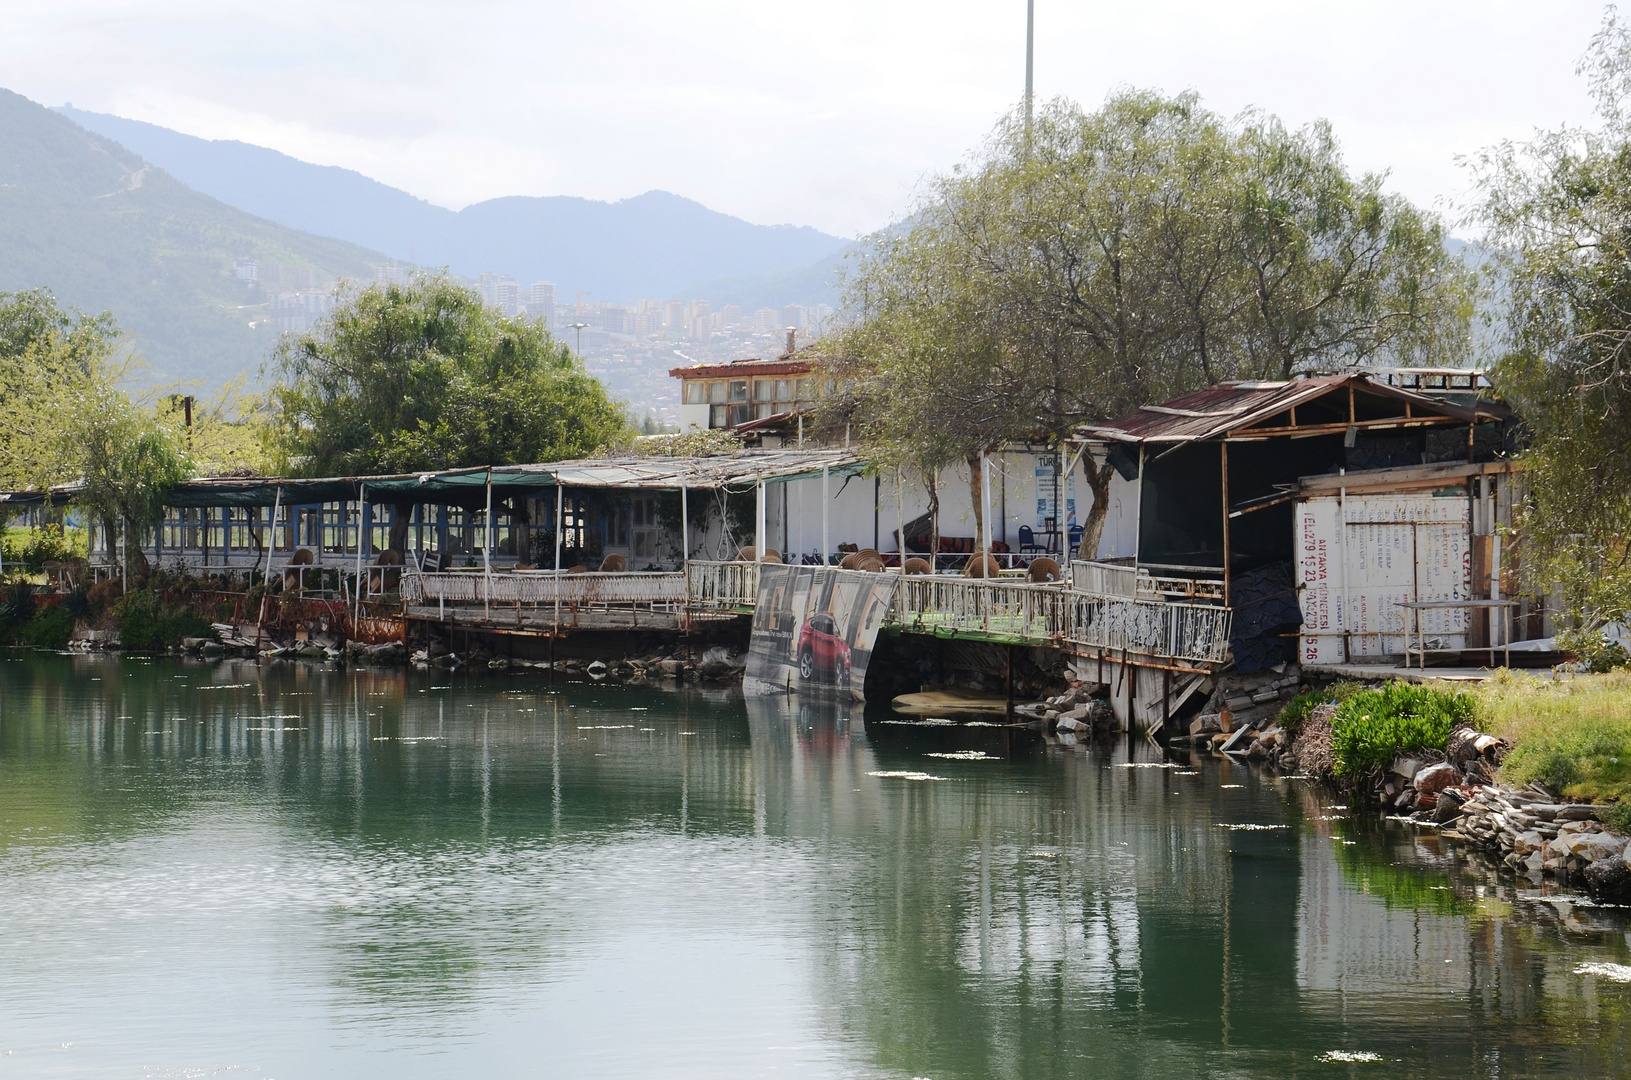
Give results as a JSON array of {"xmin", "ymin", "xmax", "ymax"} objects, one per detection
[{"xmin": 1269, "ymin": 676, "xmax": 1631, "ymax": 903}]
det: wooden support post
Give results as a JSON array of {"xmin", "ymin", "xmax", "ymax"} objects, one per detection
[
  {"xmin": 1220, "ymin": 442, "xmax": 1232, "ymax": 607},
  {"xmin": 756, "ymin": 479, "xmax": 767, "ymax": 561}
]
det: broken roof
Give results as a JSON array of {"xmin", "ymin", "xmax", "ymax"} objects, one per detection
[{"xmin": 1075, "ymin": 373, "xmax": 1500, "ymax": 445}]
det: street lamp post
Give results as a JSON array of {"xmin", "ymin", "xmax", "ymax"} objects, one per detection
[{"xmin": 568, "ymin": 321, "xmax": 589, "ymax": 355}]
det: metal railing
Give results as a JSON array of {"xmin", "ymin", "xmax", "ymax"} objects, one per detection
[
  {"xmin": 685, "ymin": 560, "xmax": 762, "ymax": 608},
  {"xmin": 1071, "ymin": 560, "xmax": 1226, "ymax": 603},
  {"xmin": 1058, "ymin": 590, "xmax": 1232, "ymax": 663},
  {"xmin": 404, "ymin": 570, "xmax": 686, "ymax": 608},
  {"xmin": 884, "ymin": 575, "xmax": 1231, "ymax": 662}
]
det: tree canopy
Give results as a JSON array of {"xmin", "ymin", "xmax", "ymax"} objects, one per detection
[
  {"xmin": 267, "ymin": 274, "xmax": 631, "ymax": 477},
  {"xmin": 1472, "ymin": 12, "xmax": 1631, "ymax": 629},
  {"xmin": 0, "ymin": 289, "xmax": 193, "ymax": 572},
  {"xmin": 823, "ymin": 90, "xmax": 1470, "ymax": 558}
]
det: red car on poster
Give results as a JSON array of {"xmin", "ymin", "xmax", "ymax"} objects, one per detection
[{"xmin": 797, "ymin": 612, "xmax": 851, "ymax": 686}]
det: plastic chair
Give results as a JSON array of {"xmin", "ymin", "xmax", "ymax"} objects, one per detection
[
  {"xmin": 1068, "ymin": 524, "xmax": 1085, "ymax": 555},
  {"xmin": 1017, "ymin": 525, "xmax": 1044, "ymax": 554}
]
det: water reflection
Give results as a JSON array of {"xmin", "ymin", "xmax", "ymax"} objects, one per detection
[{"xmin": 0, "ymin": 653, "xmax": 1628, "ymax": 1078}]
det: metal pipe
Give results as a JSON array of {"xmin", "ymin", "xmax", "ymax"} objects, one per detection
[
  {"xmin": 822, "ymin": 465, "xmax": 830, "ymax": 566},
  {"xmin": 263, "ymin": 486, "xmax": 282, "ymax": 583},
  {"xmin": 554, "ymin": 484, "xmax": 564, "ymax": 635},
  {"xmin": 981, "ymin": 452, "xmax": 992, "ymax": 567},
  {"xmin": 483, "ymin": 471, "xmax": 493, "ymax": 620},
  {"xmin": 1339, "ymin": 471, "xmax": 1350, "ymax": 664},
  {"xmin": 354, "ymin": 485, "xmax": 366, "ymax": 625},
  {"xmin": 755, "ymin": 479, "xmax": 767, "ymax": 560},
  {"xmin": 680, "ymin": 485, "xmax": 689, "ymax": 570},
  {"xmin": 896, "ymin": 467, "xmax": 905, "ymax": 578}
]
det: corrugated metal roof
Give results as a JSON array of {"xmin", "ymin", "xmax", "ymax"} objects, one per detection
[
  {"xmin": 1075, "ymin": 374, "xmax": 1496, "ymax": 445},
  {"xmin": 667, "ymin": 358, "xmax": 813, "ymax": 380}
]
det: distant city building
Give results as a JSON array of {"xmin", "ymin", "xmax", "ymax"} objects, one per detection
[
  {"xmin": 753, "ymin": 307, "xmax": 780, "ymax": 333},
  {"xmin": 689, "ymin": 300, "xmax": 711, "ymax": 342},
  {"xmin": 780, "ymin": 304, "xmax": 806, "ymax": 330},
  {"xmin": 665, "ymin": 300, "xmax": 685, "ymax": 332},
  {"xmin": 601, "ymin": 305, "xmax": 630, "ymax": 335},
  {"xmin": 295, "ymin": 266, "xmax": 316, "ymax": 290},
  {"xmin": 233, "ymin": 258, "xmax": 257, "ymax": 284},
  {"xmin": 376, "ymin": 263, "xmax": 412, "ymax": 286},
  {"xmin": 528, "ymin": 282, "xmax": 555, "ymax": 329},
  {"xmin": 495, "ymin": 277, "xmax": 521, "ymax": 315},
  {"xmin": 274, "ymin": 291, "xmax": 336, "ymax": 334},
  {"xmin": 718, "ymin": 304, "xmax": 742, "ymax": 330}
]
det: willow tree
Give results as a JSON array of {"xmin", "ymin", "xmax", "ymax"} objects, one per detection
[
  {"xmin": 825, "ymin": 90, "xmax": 1470, "ymax": 561},
  {"xmin": 0, "ymin": 290, "xmax": 192, "ymax": 577},
  {"xmin": 1471, "ymin": 12, "xmax": 1631, "ymax": 630}
]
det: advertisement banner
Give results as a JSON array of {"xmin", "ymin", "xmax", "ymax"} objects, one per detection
[{"xmin": 743, "ymin": 565, "xmax": 899, "ymax": 700}]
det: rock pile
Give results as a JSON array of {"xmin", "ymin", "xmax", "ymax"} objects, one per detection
[
  {"xmin": 1016, "ymin": 682, "xmax": 1115, "ymax": 734},
  {"xmin": 1449, "ymin": 787, "xmax": 1631, "ymax": 900},
  {"xmin": 398, "ymin": 644, "xmax": 748, "ymax": 684}
]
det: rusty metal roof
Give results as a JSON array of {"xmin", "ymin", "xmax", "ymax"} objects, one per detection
[
  {"xmin": 1075, "ymin": 374, "xmax": 1497, "ymax": 445},
  {"xmin": 667, "ymin": 357, "xmax": 813, "ymax": 380}
]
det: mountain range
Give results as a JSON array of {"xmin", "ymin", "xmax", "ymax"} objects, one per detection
[
  {"xmin": 0, "ymin": 89, "xmax": 383, "ymax": 387},
  {"xmin": 57, "ymin": 106, "xmax": 851, "ymax": 303}
]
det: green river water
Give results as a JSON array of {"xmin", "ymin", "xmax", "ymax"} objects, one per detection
[{"xmin": 2, "ymin": 652, "xmax": 1630, "ymax": 1078}]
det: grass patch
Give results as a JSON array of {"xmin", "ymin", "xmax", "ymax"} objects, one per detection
[
  {"xmin": 1474, "ymin": 670, "xmax": 1631, "ymax": 825},
  {"xmin": 1329, "ymin": 682, "xmax": 1472, "ymax": 777}
]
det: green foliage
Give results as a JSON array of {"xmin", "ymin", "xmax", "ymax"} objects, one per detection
[
  {"xmin": 268, "ymin": 274, "xmax": 632, "ymax": 476},
  {"xmin": 1277, "ymin": 679, "xmax": 1365, "ymax": 732},
  {"xmin": 1556, "ymin": 627, "xmax": 1631, "ymax": 673},
  {"xmin": 827, "ymin": 89, "xmax": 1470, "ymax": 558},
  {"xmin": 1480, "ymin": 671, "xmax": 1631, "ymax": 807},
  {"xmin": 0, "ymin": 523, "xmax": 85, "ymax": 567},
  {"xmin": 15, "ymin": 604, "xmax": 73, "ymax": 650},
  {"xmin": 109, "ymin": 589, "xmax": 214, "ymax": 651},
  {"xmin": 1329, "ymin": 683, "xmax": 1472, "ymax": 777},
  {"xmin": 1, "ymin": 582, "xmax": 37, "ymax": 626},
  {"xmin": 1471, "ymin": 14, "xmax": 1631, "ymax": 628}
]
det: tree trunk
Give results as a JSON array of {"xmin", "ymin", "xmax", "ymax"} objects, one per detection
[
  {"xmin": 926, "ymin": 470, "xmax": 940, "ymax": 571},
  {"xmin": 966, "ymin": 452, "xmax": 984, "ymax": 552},
  {"xmin": 1076, "ymin": 455, "xmax": 1116, "ymax": 563},
  {"xmin": 387, "ymin": 500, "xmax": 415, "ymax": 554}
]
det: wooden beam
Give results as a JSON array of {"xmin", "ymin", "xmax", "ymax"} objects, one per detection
[{"xmin": 1227, "ymin": 416, "xmax": 1464, "ymax": 440}]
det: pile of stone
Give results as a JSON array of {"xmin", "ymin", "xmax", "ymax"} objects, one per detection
[
  {"xmin": 1020, "ymin": 681, "xmax": 1114, "ymax": 734},
  {"xmin": 1448, "ymin": 786, "xmax": 1631, "ymax": 900}
]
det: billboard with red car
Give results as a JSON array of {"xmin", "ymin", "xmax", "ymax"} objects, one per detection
[{"xmin": 743, "ymin": 565, "xmax": 898, "ymax": 701}]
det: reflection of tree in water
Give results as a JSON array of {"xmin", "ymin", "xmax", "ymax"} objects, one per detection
[
  {"xmin": 0, "ymin": 658, "xmax": 765, "ymax": 1022},
  {"xmin": 751, "ymin": 695, "xmax": 1631, "ymax": 1078}
]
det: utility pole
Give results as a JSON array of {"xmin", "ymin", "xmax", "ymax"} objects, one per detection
[
  {"xmin": 1025, "ymin": 0, "xmax": 1035, "ymax": 131},
  {"xmin": 569, "ymin": 322, "xmax": 589, "ymax": 356}
]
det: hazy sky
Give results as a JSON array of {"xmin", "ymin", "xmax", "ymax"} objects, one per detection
[{"xmin": 2, "ymin": 1, "xmax": 1616, "ymax": 236}]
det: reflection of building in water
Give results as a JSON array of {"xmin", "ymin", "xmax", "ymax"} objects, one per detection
[{"xmin": 1296, "ymin": 831, "xmax": 1473, "ymax": 999}]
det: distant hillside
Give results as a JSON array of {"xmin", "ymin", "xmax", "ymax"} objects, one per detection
[
  {"xmin": 58, "ymin": 107, "xmax": 850, "ymax": 302},
  {"xmin": 1, "ymin": 90, "xmax": 386, "ymax": 387},
  {"xmin": 680, "ymin": 247, "xmax": 851, "ymax": 313}
]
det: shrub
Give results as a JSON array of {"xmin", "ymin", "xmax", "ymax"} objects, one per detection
[
  {"xmin": 16, "ymin": 605, "xmax": 74, "ymax": 650},
  {"xmin": 1, "ymin": 582, "xmax": 37, "ymax": 627},
  {"xmin": 109, "ymin": 589, "xmax": 215, "ymax": 650},
  {"xmin": 1278, "ymin": 679, "xmax": 1365, "ymax": 733},
  {"xmin": 1556, "ymin": 627, "xmax": 1631, "ymax": 673},
  {"xmin": 1329, "ymin": 682, "xmax": 1472, "ymax": 777}
]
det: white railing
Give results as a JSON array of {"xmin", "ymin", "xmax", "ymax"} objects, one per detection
[
  {"xmin": 1070, "ymin": 560, "xmax": 1140, "ymax": 598},
  {"xmin": 404, "ymin": 570, "xmax": 686, "ymax": 608},
  {"xmin": 685, "ymin": 560, "xmax": 762, "ymax": 608},
  {"xmin": 1070, "ymin": 560, "xmax": 1226, "ymax": 603},
  {"xmin": 1059, "ymin": 591, "xmax": 1232, "ymax": 663},
  {"xmin": 884, "ymin": 575, "xmax": 1231, "ymax": 663}
]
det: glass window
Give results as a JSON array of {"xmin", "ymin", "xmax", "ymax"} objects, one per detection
[
  {"xmin": 755, "ymin": 403, "xmax": 773, "ymax": 419},
  {"xmin": 754, "ymin": 379, "xmax": 774, "ymax": 401},
  {"xmin": 728, "ymin": 380, "xmax": 748, "ymax": 402},
  {"xmin": 796, "ymin": 377, "xmax": 814, "ymax": 399},
  {"xmin": 710, "ymin": 404, "xmax": 728, "ymax": 428},
  {"xmin": 774, "ymin": 379, "xmax": 792, "ymax": 402},
  {"xmin": 823, "ymin": 377, "xmax": 838, "ymax": 396},
  {"xmin": 708, "ymin": 381, "xmax": 727, "ymax": 404},
  {"xmin": 684, "ymin": 380, "xmax": 706, "ymax": 404},
  {"xmin": 728, "ymin": 404, "xmax": 753, "ymax": 427}
]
